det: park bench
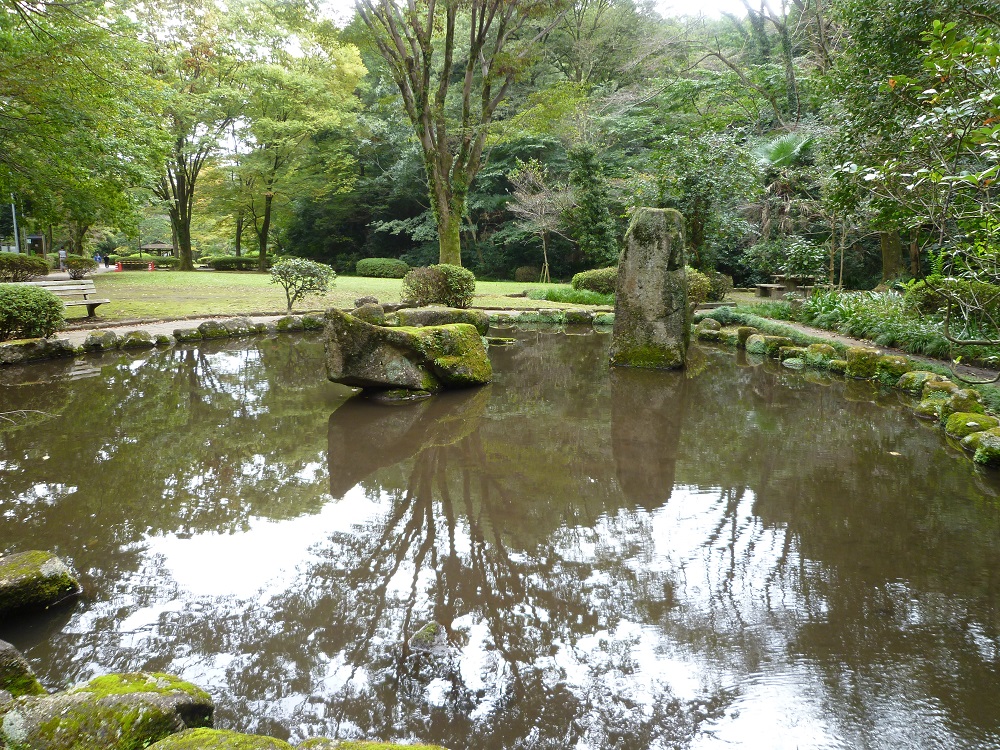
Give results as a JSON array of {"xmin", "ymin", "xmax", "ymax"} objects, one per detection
[
  {"xmin": 18, "ymin": 279, "xmax": 110, "ymax": 317},
  {"xmin": 755, "ymin": 283, "xmax": 785, "ymax": 298}
]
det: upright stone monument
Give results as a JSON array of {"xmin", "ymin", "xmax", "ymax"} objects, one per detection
[{"xmin": 609, "ymin": 207, "xmax": 688, "ymax": 370}]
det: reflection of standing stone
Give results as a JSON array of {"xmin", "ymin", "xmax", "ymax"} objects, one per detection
[{"xmin": 609, "ymin": 208, "xmax": 688, "ymax": 370}]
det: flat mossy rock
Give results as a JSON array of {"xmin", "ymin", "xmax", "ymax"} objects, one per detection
[
  {"xmin": 696, "ymin": 318, "xmax": 722, "ymax": 332},
  {"xmin": 0, "ymin": 551, "xmax": 81, "ymax": 619},
  {"xmin": 779, "ymin": 346, "xmax": 807, "ymax": 361},
  {"xmin": 517, "ymin": 310, "xmax": 565, "ymax": 325},
  {"xmin": 898, "ymin": 370, "xmax": 946, "ymax": 395},
  {"xmin": 696, "ymin": 328, "xmax": 723, "ymax": 342},
  {"xmin": 973, "ymin": 431, "xmax": 1000, "ymax": 468},
  {"xmin": 485, "ymin": 337, "xmax": 517, "ymax": 347},
  {"xmin": 782, "ymin": 357, "xmax": 806, "ymax": 370},
  {"xmin": 324, "ymin": 309, "xmax": 491, "ymax": 393},
  {"xmin": 172, "ymin": 328, "xmax": 202, "ymax": 343},
  {"xmin": 0, "ymin": 640, "xmax": 44, "ymax": 698},
  {"xmin": 593, "ymin": 312, "xmax": 615, "ymax": 327},
  {"xmin": 804, "ymin": 343, "xmax": 837, "ymax": 366},
  {"xmin": 877, "ymin": 354, "xmax": 913, "ymax": 381},
  {"xmin": 827, "ymin": 359, "xmax": 848, "ymax": 375},
  {"xmin": 275, "ymin": 316, "xmax": 304, "ymax": 332},
  {"xmin": 488, "ymin": 312, "xmax": 516, "ymax": 326},
  {"xmin": 119, "ymin": 331, "xmax": 156, "ymax": 350},
  {"xmin": 962, "ymin": 427, "xmax": 1000, "ymax": 453},
  {"xmin": 845, "ymin": 346, "xmax": 880, "ymax": 379},
  {"xmin": 736, "ymin": 326, "xmax": 758, "ymax": 346},
  {"xmin": 147, "ymin": 728, "xmax": 291, "ymax": 749},
  {"xmin": 745, "ymin": 334, "xmax": 792, "ymax": 357},
  {"xmin": 923, "ymin": 379, "xmax": 959, "ymax": 399},
  {"xmin": 198, "ymin": 320, "xmax": 230, "ymax": 339},
  {"xmin": 945, "ymin": 412, "xmax": 1000, "ymax": 440},
  {"xmin": 298, "ymin": 741, "xmax": 449, "ymax": 750},
  {"xmin": 83, "ymin": 331, "xmax": 120, "ymax": 351},
  {"xmin": 350, "ymin": 304, "xmax": 386, "ymax": 326},
  {"xmin": 564, "ymin": 309, "xmax": 594, "ymax": 325},
  {"xmin": 0, "ymin": 672, "xmax": 212, "ymax": 750},
  {"xmin": 0, "ymin": 338, "xmax": 75, "ymax": 365},
  {"xmin": 941, "ymin": 389, "xmax": 985, "ymax": 421},
  {"xmin": 396, "ymin": 308, "xmax": 489, "ymax": 335}
]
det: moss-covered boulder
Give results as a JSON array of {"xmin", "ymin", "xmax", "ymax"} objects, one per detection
[
  {"xmin": 0, "ymin": 551, "xmax": 81, "ymax": 619},
  {"xmin": 972, "ymin": 430, "xmax": 1000, "ymax": 468},
  {"xmin": 301, "ymin": 314, "xmax": 324, "ymax": 331},
  {"xmin": 0, "ymin": 338, "xmax": 75, "ymax": 365},
  {"xmin": 609, "ymin": 208, "xmax": 688, "ymax": 370},
  {"xmin": 696, "ymin": 328, "xmax": 723, "ymax": 342},
  {"xmin": 845, "ymin": 346, "xmax": 880, "ymax": 379},
  {"xmin": 275, "ymin": 316, "xmax": 304, "ymax": 332},
  {"xmin": 827, "ymin": 359, "xmax": 848, "ymax": 375},
  {"xmin": 222, "ymin": 317, "xmax": 254, "ymax": 337},
  {"xmin": 0, "ymin": 641, "xmax": 44, "ymax": 698},
  {"xmin": 396, "ymin": 307, "xmax": 489, "ymax": 335},
  {"xmin": 897, "ymin": 370, "xmax": 946, "ymax": 395},
  {"xmin": 877, "ymin": 354, "xmax": 913, "ymax": 381},
  {"xmin": 696, "ymin": 318, "xmax": 722, "ymax": 332},
  {"xmin": 298, "ymin": 741, "xmax": 449, "ymax": 750},
  {"xmin": 962, "ymin": 427, "xmax": 1000, "ymax": 453},
  {"xmin": 197, "ymin": 320, "xmax": 230, "ymax": 339},
  {"xmin": 119, "ymin": 331, "xmax": 156, "ymax": 350},
  {"xmin": 804, "ymin": 343, "xmax": 837, "ymax": 366},
  {"xmin": 736, "ymin": 326, "xmax": 758, "ymax": 347},
  {"xmin": 82, "ymin": 331, "xmax": 119, "ymax": 351},
  {"xmin": 0, "ymin": 672, "xmax": 212, "ymax": 750},
  {"xmin": 945, "ymin": 412, "xmax": 1000, "ymax": 440},
  {"xmin": 147, "ymin": 728, "xmax": 291, "ymax": 749},
  {"xmin": 154, "ymin": 334, "xmax": 174, "ymax": 347},
  {"xmin": 778, "ymin": 346, "xmax": 807, "ymax": 361},
  {"xmin": 745, "ymin": 334, "xmax": 792, "ymax": 357},
  {"xmin": 564, "ymin": 309, "xmax": 594, "ymax": 325},
  {"xmin": 350, "ymin": 304, "xmax": 386, "ymax": 326},
  {"xmin": 324, "ymin": 309, "xmax": 491, "ymax": 393},
  {"xmin": 488, "ymin": 312, "xmax": 516, "ymax": 327},
  {"xmin": 940, "ymin": 389, "xmax": 985, "ymax": 421},
  {"xmin": 172, "ymin": 328, "xmax": 202, "ymax": 343},
  {"xmin": 923, "ymin": 379, "xmax": 959, "ymax": 399},
  {"xmin": 914, "ymin": 398, "xmax": 945, "ymax": 420},
  {"xmin": 593, "ymin": 312, "xmax": 615, "ymax": 327}
]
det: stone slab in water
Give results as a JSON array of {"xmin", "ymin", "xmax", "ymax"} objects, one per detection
[
  {"xmin": 0, "ymin": 550, "xmax": 81, "ymax": 619},
  {"xmin": 609, "ymin": 207, "xmax": 688, "ymax": 370}
]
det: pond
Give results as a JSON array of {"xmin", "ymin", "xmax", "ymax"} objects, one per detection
[{"xmin": 2, "ymin": 328, "xmax": 1000, "ymax": 750}]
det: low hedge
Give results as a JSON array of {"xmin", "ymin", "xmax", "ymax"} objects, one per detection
[
  {"xmin": 0, "ymin": 285, "xmax": 64, "ymax": 341},
  {"xmin": 0, "ymin": 252, "xmax": 49, "ymax": 282},
  {"xmin": 356, "ymin": 257, "xmax": 409, "ymax": 278},
  {"xmin": 202, "ymin": 255, "xmax": 272, "ymax": 271},
  {"xmin": 571, "ymin": 267, "xmax": 617, "ymax": 295}
]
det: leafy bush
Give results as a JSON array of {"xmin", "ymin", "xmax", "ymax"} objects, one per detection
[
  {"xmin": 781, "ymin": 236, "xmax": 827, "ymax": 278},
  {"xmin": 526, "ymin": 287, "xmax": 614, "ymax": 305},
  {"xmin": 204, "ymin": 255, "xmax": 270, "ymax": 271},
  {"xmin": 66, "ymin": 255, "xmax": 98, "ymax": 279},
  {"xmin": 402, "ymin": 264, "xmax": 476, "ymax": 308},
  {"xmin": 0, "ymin": 252, "xmax": 49, "ymax": 282},
  {"xmin": 270, "ymin": 258, "xmax": 336, "ymax": 311},
  {"xmin": 0, "ymin": 285, "xmax": 64, "ymax": 341},
  {"xmin": 903, "ymin": 275, "xmax": 1000, "ymax": 317},
  {"xmin": 151, "ymin": 256, "xmax": 179, "ymax": 269},
  {"xmin": 514, "ymin": 266, "xmax": 541, "ymax": 283},
  {"xmin": 686, "ymin": 267, "xmax": 712, "ymax": 306},
  {"xmin": 356, "ymin": 257, "xmax": 410, "ymax": 278},
  {"xmin": 571, "ymin": 266, "xmax": 617, "ymax": 295},
  {"xmin": 708, "ymin": 271, "xmax": 733, "ymax": 302}
]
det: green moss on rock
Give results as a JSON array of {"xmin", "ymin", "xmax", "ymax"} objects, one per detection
[
  {"xmin": 945, "ymin": 412, "xmax": 1000, "ymax": 440},
  {"xmin": 593, "ymin": 312, "xmax": 615, "ymax": 327},
  {"xmin": 0, "ymin": 551, "xmax": 81, "ymax": 619},
  {"xmin": 564, "ymin": 309, "xmax": 594, "ymax": 325},
  {"xmin": 845, "ymin": 346, "xmax": 880, "ymax": 379},
  {"xmin": 940, "ymin": 389, "xmax": 985, "ymax": 421},
  {"xmin": 962, "ymin": 427, "xmax": 1000, "ymax": 453},
  {"xmin": 119, "ymin": 331, "xmax": 156, "ymax": 350},
  {"xmin": 778, "ymin": 346, "xmax": 807, "ymax": 361},
  {"xmin": 0, "ymin": 640, "xmax": 44, "ymax": 698},
  {"xmin": 275, "ymin": 316, "xmax": 304, "ymax": 332},
  {"xmin": 914, "ymin": 398, "xmax": 944, "ymax": 421},
  {"xmin": 745, "ymin": 334, "xmax": 791, "ymax": 358},
  {"xmin": 923, "ymin": 379, "xmax": 959, "ymax": 399},
  {"xmin": 781, "ymin": 357, "xmax": 806, "ymax": 370},
  {"xmin": 877, "ymin": 354, "xmax": 913, "ymax": 381},
  {"xmin": 197, "ymin": 320, "xmax": 230, "ymax": 339},
  {"xmin": 696, "ymin": 329, "xmax": 723, "ymax": 342},
  {"xmin": 83, "ymin": 331, "xmax": 119, "ymax": 351},
  {"xmin": 350, "ymin": 304, "xmax": 386, "ymax": 326},
  {"xmin": 974, "ymin": 432, "xmax": 1000, "ymax": 468},
  {"xmin": 696, "ymin": 318, "xmax": 722, "ymax": 332},
  {"xmin": 736, "ymin": 327, "xmax": 758, "ymax": 347},
  {"xmin": 488, "ymin": 313, "xmax": 516, "ymax": 327},
  {"xmin": 804, "ymin": 343, "xmax": 837, "ymax": 366},
  {"xmin": 608, "ymin": 343, "xmax": 685, "ymax": 370},
  {"xmin": 172, "ymin": 328, "xmax": 202, "ymax": 343},
  {"xmin": 827, "ymin": 359, "xmax": 848, "ymax": 375},
  {"xmin": 147, "ymin": 728, "xmax": 293, "ymax": 749},
  {"xmin": 897, "ymin": 370, "xmax": 946, "ymax": 395},
  {"xmin": 300, "ymin": 314, "xmax": 325, "ymax": 331}
]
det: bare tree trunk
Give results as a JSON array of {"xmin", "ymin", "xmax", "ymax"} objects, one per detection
[{"xmin": 880, "ymin": 230, "xmax": 903, "ymax": 281}]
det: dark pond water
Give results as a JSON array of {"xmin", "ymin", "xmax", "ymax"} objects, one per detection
[{"xmin": 3, "ymin": 328, "xmax": 1000, "ymax": 749}]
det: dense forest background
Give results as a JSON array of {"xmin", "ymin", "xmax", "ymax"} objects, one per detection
[{"xmin": 2, "ymin": 0, "xmax": 998, "ymax": 287}]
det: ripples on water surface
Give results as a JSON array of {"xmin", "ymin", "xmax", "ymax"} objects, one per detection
[{"xmin": 2, "ymin": 329, "xmax": 1000, "ymax": 749}]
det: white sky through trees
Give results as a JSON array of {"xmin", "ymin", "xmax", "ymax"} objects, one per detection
[{"xmin": 320, "ymin": 0, "xmax": 749, "ymax": 25}]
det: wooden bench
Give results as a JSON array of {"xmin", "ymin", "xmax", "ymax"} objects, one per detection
[
  {"xmin": 18, "ymin": 279, "xmax": 110, "ymax": 317},
  {"xmin": 755, "ymin": 283, "xmax": 785, "ymax": 298}
]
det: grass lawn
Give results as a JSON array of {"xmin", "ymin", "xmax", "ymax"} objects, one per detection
[{"xmin": 66, "ymin": 270, "xmax": 594, "ymax": 322}]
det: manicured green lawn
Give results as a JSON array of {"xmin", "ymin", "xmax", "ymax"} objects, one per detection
[{"xmin": 67, "ymin": 270, "xmax": 589, "ymax": 322}]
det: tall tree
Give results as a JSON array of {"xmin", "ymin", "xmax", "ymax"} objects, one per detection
[{"xmin": 356, "ymin": 0, "xmax": 568, "ymax": 266}]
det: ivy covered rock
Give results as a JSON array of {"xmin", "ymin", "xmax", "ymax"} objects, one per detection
[
  {"xmin": 804, "ymin": 343, "xmax": 837, "ymax": 366},
  {"xmin": 877, "ymin": 354, "xmax": 912, "ymax": 381},
  {"xmin": 945, "ymin": 412, "xmax": 1000, "ymax": 440},
  {"xmin": 395, "ymin": 307, "xmax": 489, "ymax": 335},
  {"xmin": 0, "ymin": 551, "xmax": 81, "ymax": 619},
  {"xmin": 845, "ymin": 346, "xmax": 880, "ymax": 379},
  {"xmin": 148, "ymin": 728, "xmax": 291, "ymax": 749},
  {"xmin": 0, "ymin": 672, "xmax": 212, "ymax": 750},
  {"xmin": 0, "ymin": 640, "xmax": 44, "ymax": 698},
  {"xmin": 897, "ymin": 370, "xmax": 946, "ymax": 395},
  {"xmin": 324, "ymin": 309, "xmax": 492, "ymax": 393}
]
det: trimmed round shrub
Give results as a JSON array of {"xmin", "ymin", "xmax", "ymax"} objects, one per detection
[
  {"xmin": 514, "ymin": 265, "xmax": 541, "ymax": 283},
  {"xmin": 0, "ymin": 252, "xmax": 49, "ymax": 282},
  {"xmin": 66, "ymin": 255, "xmax": 98, "ymax": 279},
  {"xmin": 356, "ymin": 257, "xmax": 409, "ymax": 278},
  {"xmin": 686, "ymin": 267, "xmax": 712, "ymax": 306},
  {"xmin": 571, "ymin": 266, "xmax": 617, "ymax": 295},
  {"xmin": 708, "ymin": 271, "xmax": 734, "ymax": 302},
  {"xmin": 0, "ymin": 285, "xmax": 64, "ymax": 341},
  {"xmin": 402, "ymin": 264, "xmax": 476, "ymax": 308}
]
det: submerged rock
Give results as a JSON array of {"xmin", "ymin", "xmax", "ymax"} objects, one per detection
[
  {"xmin": 324, "ymin": 309, "xmax": 492, "ymax": 393},
  {"xmin": 396, "ymin": 307, "xmax": 489, "ymax": 335},
  {"xmin": 0, "ymin": 640, "xmax": 44, "ymax": 698},
  {"xmin": 148, "ymin": 728, "xmax": 291, "ymax": 749},
  {"xmin": 408, "ymin": 621, "xmax": 449, "ymax": 657},
  {"xmin": 0, "ymin": 672, "xmax": 212, "ymax": 750},
  {"xmin": 609, "ymin": 207, "xmax": 688, "ymax": 370},
  {"xmin": 0, "ymin": 551, "xmax": 81, "ymax": 619}
]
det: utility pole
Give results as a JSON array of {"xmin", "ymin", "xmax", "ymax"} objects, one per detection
[{"xmin": 9, "ymin": 194, "xmax": 20, "ymax": 253}]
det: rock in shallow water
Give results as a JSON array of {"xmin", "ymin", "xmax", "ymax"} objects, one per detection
[
  {"xmin": 0, "ymin": 551, "xmax": 81, "ymax": 619},
  {"xmin": 0, "ymin": 640, "xmax": 44, "ymax": 698}
]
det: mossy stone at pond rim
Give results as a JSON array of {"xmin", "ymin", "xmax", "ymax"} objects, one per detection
[
  {"xmin": 0, "ymin": 337, "xmax": 75, "ymax": 365},
  {"xmin": 0, "ymin": 640, "xmax": 44, "ymax": 698},
  {"xmin": 877, "ymin": 354, "xmax": 913, "ymax": 381},
  {"xmin": 396, "ymin": 307, "xmax": 490, "ymax": 335},
  {"xmin": 779, "ymin": 346, "xmax": 807, "ymax": 361},
  {"xmin": 197, "ymin": 320, "xmax": 230, "ymax": 339},
  {"xmin": 745, "ymin": 334, "xmax": 792, "ymax": 357},
  {"xmin": 827, "ymin": 359, "xmax": 848, "ymax": 375},
  {"xmin": 301, "ymin": 314, "xmax": 325, "ymax": 331},
  {"xmin": 222, "ymin": 317, "xmax": 254, "ymax": 337},
  {"xmin": 962, "ymin": 427, "xmax": 1000, "ymax": 453},
  {"xmin": 736, "ymin": 326, "xmax": 758, "ymax": 347},
  {"xmin": 804, "ymin": 343, "xmax": 837, "ymax": 366},
  {"xmin": 0, "ymin": 551, "xmax": 81, "ymax": 620},
  {"xmin": 350, "ymin": 304, "xmax": 386, "ymax": 326},
  {"xmin": 973, "ymin": 431, "xmax": 1000, "ymax": 468},
  {"xmin": 488, "ymin": 312, "xmax": 516, "ymax": 326},
  {"xmin": 485, "ymin": 337, "xmax": 517, "ymax": 347},
  {"xmin": 593, "ymin": 312, "xmax": 615, "ymax": 327},
  {"xmin": 940, "ymin": 389, "xmax": 985, "ymax": 421},
  {"xmin": 154, "ymin": 334, "xmax": 174, "ymax": 347},
  {"xmin": 275, "ymin": 316, "xmax": 304, "ymax": 332},
  {"xmin": 564, "ymin": 309, "xmax": 595, "ymax": 325},
  {"xmin": 782, "ymin": 357, "xmax": 806, "ymax": 370},
  {"xmin": 914, "ymin": 398, "xmax": 945, "ymax": 420},
  {"xmin": 696, "ymin": 328, "xmax": 723, "ymax": 342},
  {"xmin": 696, "ymin": 318, "xmax": 722, "ymax": 332},
  {"xmin": 898, "ymin": 370, "xmax": 947, "ymax": 395},
  {"xmin": 945, "ymin": 412, "xmax": 1000, "ymax": 440},
  {"xmin": 608, "ymin": 342, "xmax": 686, "ymax": 370},
  {"xmin": 845, "ymin": 346, "xmax": 880, "ymax": 379},
  {"xmin": 119, "ymin": 330, "xmax": 156, "ymax": 350},
  {"xmin": 923, "ymin": 379, "xmax": 960, "ymax": 399},
  {"xmin": 516, "ymin": 310, "xmax": 566, "ymax": 325},
  {"xmin": 147, "ymin": 728, "xmax": 292, "ymax": 749},
  {"xmin": 0, "ymin": 672, "xmax": 213, "ymax": 750},
  {"xmin": 172, "ymin": 327, "xmax": 202, "ymax": 342},
  {"xmin": 82, "ymin": 331, "xmax": 120, "ymax": 351},
  {"xmin": 298, "ymin": 741, "xmax": 449, "ymax": 750}
]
